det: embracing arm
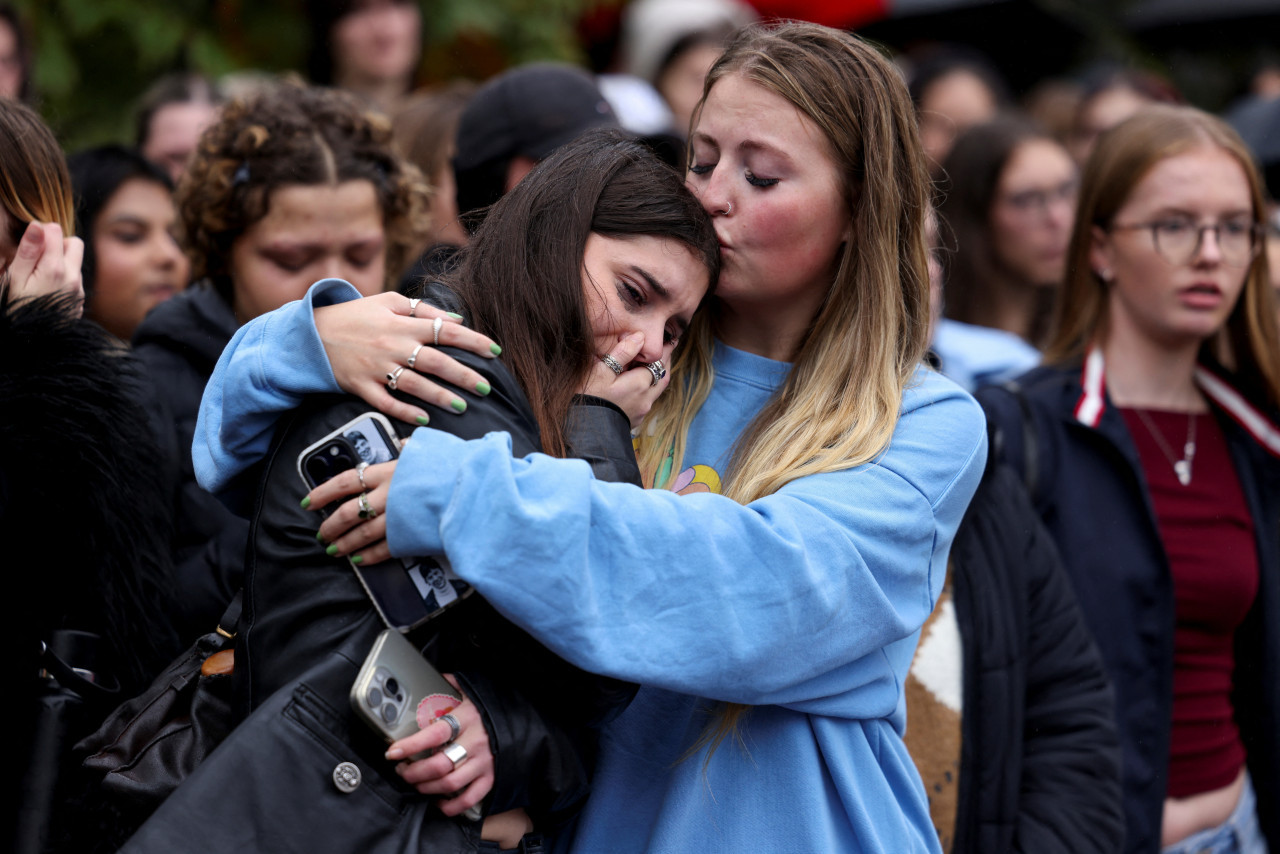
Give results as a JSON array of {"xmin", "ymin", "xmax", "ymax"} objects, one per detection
[
  {"xmin": 194, "ymin": 279, "xmax": 502, "ymax": 494},
  {"xmin": 385, "ymin": 378, "xmax": 988, "ymax": 715},
  {"xmin": 193, "ymin": 279, "xmax": 353, "ymax": 493}
]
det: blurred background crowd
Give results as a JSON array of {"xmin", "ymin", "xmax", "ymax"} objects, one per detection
[{"xmin": 6, "ymin": 1, "xmax": 1280, "ymax": 853}]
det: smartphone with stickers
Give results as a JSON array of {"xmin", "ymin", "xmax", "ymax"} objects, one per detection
[
  {"xmin": 297, "ymin": 412, "xmax": 473, "ymax": 631},
  {"xmin": 351, "ymin": 628, "xmax": 461, "ymax": 743},
  {"xmin": 352, "ymin": 629, "xmax": 484, "ymax": 821}
]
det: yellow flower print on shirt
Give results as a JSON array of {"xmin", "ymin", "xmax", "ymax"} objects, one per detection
[{"xmin": 634, "ymin": 436, "xmax": 723, "ymax": 495}]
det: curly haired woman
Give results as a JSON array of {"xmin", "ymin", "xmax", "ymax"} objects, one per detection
[{"xmin": 131, "ymin": 79, "xmax": 493, "ymax": 639}]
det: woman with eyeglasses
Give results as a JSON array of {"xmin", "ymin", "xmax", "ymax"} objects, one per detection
[
  {"xmin": 980, "ymin": 105, "xmax": 1280, "ymax": 854},
  {"xmin": 936, "ymin": 117, "xmax": 1078, "ymax": 357}
]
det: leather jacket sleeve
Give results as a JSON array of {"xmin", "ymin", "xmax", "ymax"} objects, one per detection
[
  {"xmin": 565, "ymin": 395, "xmax": 642, "ymax": 486},
  {"xmin": 242, "ymin": 289, "xmax": 637, "ymax": 827}
]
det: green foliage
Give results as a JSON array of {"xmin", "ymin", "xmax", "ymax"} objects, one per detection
[{"xmin": 12, "ymin": 0, "xmax": 610, "ymax": 152}]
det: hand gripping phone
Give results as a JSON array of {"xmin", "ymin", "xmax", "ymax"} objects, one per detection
[
  {"xmin": 351, "ymin": 628, "xmax": 461, "ymax": 743},
  {"xmin": 296, "ymin": 412, "xmax": 473, "ymax": 631},
  {"xmin": 352, "ymin": 629, "xmax": 484, "ymax": 821}
]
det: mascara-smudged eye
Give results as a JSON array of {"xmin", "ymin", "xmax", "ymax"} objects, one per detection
[
  {"xmin": 618, "ymin": 279, "xmax": 644, "ymax": 309},
  {"xmin": 745, "ymin": 170, "xmax": 778, "ymax": 188}
]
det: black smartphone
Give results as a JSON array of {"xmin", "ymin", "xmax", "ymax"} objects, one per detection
[{"xmin": 296, "ymin": 412, "xmax": 473, "ymax": 631}]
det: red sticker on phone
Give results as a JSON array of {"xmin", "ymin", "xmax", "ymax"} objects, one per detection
[{"xmin": 416, "ymin": 693, "xmax": 459, "ymax": 730}]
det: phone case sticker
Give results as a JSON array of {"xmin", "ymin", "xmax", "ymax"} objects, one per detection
[{"xmin": 416, "ymin": 693, "xmax": 460, "ymax": 729}]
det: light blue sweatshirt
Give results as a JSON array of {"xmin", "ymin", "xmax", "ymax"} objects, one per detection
[{"xmin": 195, "ymin": 280, "xmax": 988, "ymax": 854}]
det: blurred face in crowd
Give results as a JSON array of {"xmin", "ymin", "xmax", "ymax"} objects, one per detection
[
  {"xmin": 1070, "ymin": 85, "xmax": 1152, "ymax": 164},
  {"xmin": 228, "ymin": 180, "xmax": 386, "ymax": 323},
  {"xmin": 917, "ymin": 69, "xmax": 999, "ymax": 173},
  {"xmin": 142, "ymin": 101, "xmax": 220, "ymax": 185},
  {"xmin": 88, "ymin": 178, "xmax": 188, "ymax": 340},
  {"xmin": 1092, "ymin": 145, "xmax": 1255, "ymax": 350},
  {"xmin": 990, "ymin": 138, "xmax": 1077, "ymax": 289},
  {"xmin": 0, "ymin": 17, "xmax": 21, "ymax": 100},
  {"xmin": 658, "ymin": 39, "xmax": 723, "ymax": 136},
  {"xmin": 332, "ymin": 0, "xmax": 421, "ymax": 89}
]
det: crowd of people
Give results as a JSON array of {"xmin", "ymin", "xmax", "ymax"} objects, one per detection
[{"xmin": 5, "ymin": 1, "xmax": 1280, "ymax": 853}]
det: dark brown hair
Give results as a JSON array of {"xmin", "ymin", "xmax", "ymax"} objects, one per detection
[
  {"xmin": 442, "ymin": 127, "xmax": 719, "ymax": 458},
  {"xmin": 177, "ymin": 79, "xmax": 429, "ymax": 305},
  {"xmin": 937, "ymin": 115, "xmax": 1061, "ymax": 343}
]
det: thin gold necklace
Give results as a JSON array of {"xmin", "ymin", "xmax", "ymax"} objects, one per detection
[{"xmin": 1133, "ymin": 408, "xmax": 1197, "ymax": 486}]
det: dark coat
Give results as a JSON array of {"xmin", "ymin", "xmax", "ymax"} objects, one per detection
[
  {"xmin": 131, "ymin": 283, "xmax": 245, "ymax": 639},
  {"xmin": 123, "ymin": 283, "xmax": 637, "ymax": 853},
  {"xmin": 950, "ymin": 456, "xmax": 1124, "ymax": 853},
  {"xmin": 978, "ymin": 362, "xmax": 1280, "ymax": 854}
]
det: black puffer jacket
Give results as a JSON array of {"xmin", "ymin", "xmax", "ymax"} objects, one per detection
[
  {"xmin": 131, "ymin": 283, "xmax": 245, "ymax": 640},
  {"xmin": 124, "ymin": 284, "xmax": 637, "ymax": 854},
  {"xmin": 949, "ymin": 456, "xmax": 1124, "ymax": 853}
]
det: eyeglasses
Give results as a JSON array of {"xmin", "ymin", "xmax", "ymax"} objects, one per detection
[
  {"xmin": 999, "ymin": 179, "xmax": 1079, "ymax": 216},
  {"xmin": 1108, "ymin": 217, "xmax": 1264, "ymax": 268}
]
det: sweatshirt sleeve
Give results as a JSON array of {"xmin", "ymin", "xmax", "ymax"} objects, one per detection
[
  {"xmin": 386, "ymin": 377, "xmax": 987, "ymax": 718},
  {"xmin": 193, "ymin": 279, "xmax": 358, "ymax": 494}
]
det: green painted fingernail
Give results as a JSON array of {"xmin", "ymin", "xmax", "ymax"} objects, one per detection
[
  {"xmin": 446, "ymin": 312, "xmax": 463, "ymax": 320},
  {"xmin": 451, "ymin": 398, "xmax": 467, "ymax": 413},
  {"xmin": 416, "ymin": 414, "xmax": 430, "ymax": 426},
  {"xmin": 489, "ymin": 343, "xmax": 502, "ymax": 356},
  {"xmin": 300, "ymin": 496, "xmax": 311, "ymax": 509},
  {"xmin": 475, "ymin": 381, "xmax": 491, "ymax": 396},
  {"xmin": 315, "ymin": 530, "xmax": 326, "ymax": 543},
  {"xmin": 351, "ymin": 554, "xmax": 363, "ymax": 565},
  {"xmin": 325, "ymin": 544, "xmax": 339, "ymax": 556}
]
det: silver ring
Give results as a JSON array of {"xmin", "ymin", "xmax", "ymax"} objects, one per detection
[
  {"xmin": 408, "ymin": 297, "xmax": 421, "ymax": 317},
  {"xmin": 358, "ymin": 492, "xmax": 377, "ymax": 519},
  {"xmin": 600, "ymin": 354, "xmax": 623, "ymax": 375},
  {"xmin": 355, "ymin": 461, "xmax": 369, "ymax": 491},
  {"xmin": 646, "ymin": 360, "xmax": 666, "ymax": 386},
  {"xmin": 407, "ymin": 343, "xmax": 424, "ymax": 369},
  {"xmin": 440, "ymin": 713, "xmax": 461, "ymax": 743},
  {"xmin": 432, "ymin": 315, "xmax": 443, "ymax": 347},
  {"xmin": 386, "ymin": 365, "xmax": 405, "ymax": 391},
  {"xmin": 720, "ymin": 201, "xmax": 733, "ymax": 215},
  {"xmin": 442, "ymin": 742, "xmax": 469, "ymax": 770}
]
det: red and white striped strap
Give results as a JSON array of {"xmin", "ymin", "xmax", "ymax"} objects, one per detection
[
  {"xmin": 1195, "ymin": 366, "xmax": 1280, "ymax": 457},
  {"xmin": 1073, "ymin": 347, "xmax": 1106, "ymax": 427},
  {"xmin": 1071, "ymin": 346, "xmax": 1280, "ymax": 457}
]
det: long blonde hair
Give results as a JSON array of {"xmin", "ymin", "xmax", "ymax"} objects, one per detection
[
  {"xmin": 1046, "ymin": 104, "xmax": 1280, "ymax": 408},
  {"xmin": 637, "ymin": 21, "xmax": 933, "ymax": 750}
]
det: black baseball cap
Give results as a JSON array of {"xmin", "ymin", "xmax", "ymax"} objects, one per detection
[{"xmin": 454, "ymin": 63, "xmax": 619, "ymax": 219}]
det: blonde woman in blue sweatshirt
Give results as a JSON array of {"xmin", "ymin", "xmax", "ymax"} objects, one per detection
[{"xmin": 196, "ymin": 23, "xmax": 987, "ymax": 853}]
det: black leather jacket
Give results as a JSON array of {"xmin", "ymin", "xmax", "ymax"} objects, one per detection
[{"xmin": 124, "ymin": 284, "xmax": 638, "ymax": 854}]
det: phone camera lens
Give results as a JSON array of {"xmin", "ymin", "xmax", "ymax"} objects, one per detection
[
  {"xmin": 306, "ymin": 457, "xmax": 330, "ymax": 483},
  {"xmin": 384, "ymin": 677, "xmax": 399, "ymax": 696},
  {"xmin": 367, "ymin": 688, "xmax": 382, "ymax": 706},
  {"xmin": 381, "ymin": 703, "xmax": 398, "ymax": 724}
]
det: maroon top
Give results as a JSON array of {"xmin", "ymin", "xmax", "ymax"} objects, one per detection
[
  {"xmin": 1121, "ymin": 409, "xmax": 1249, "ymax": 798},
  {"xmin": 1120, "ymin": 408, "xmax": 1257, "ymax": 798}
]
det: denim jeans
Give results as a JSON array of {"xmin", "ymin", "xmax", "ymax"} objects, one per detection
[{"xmin": 1161, "ymin": 773, "xmax": 1268, "ymax": 854}]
